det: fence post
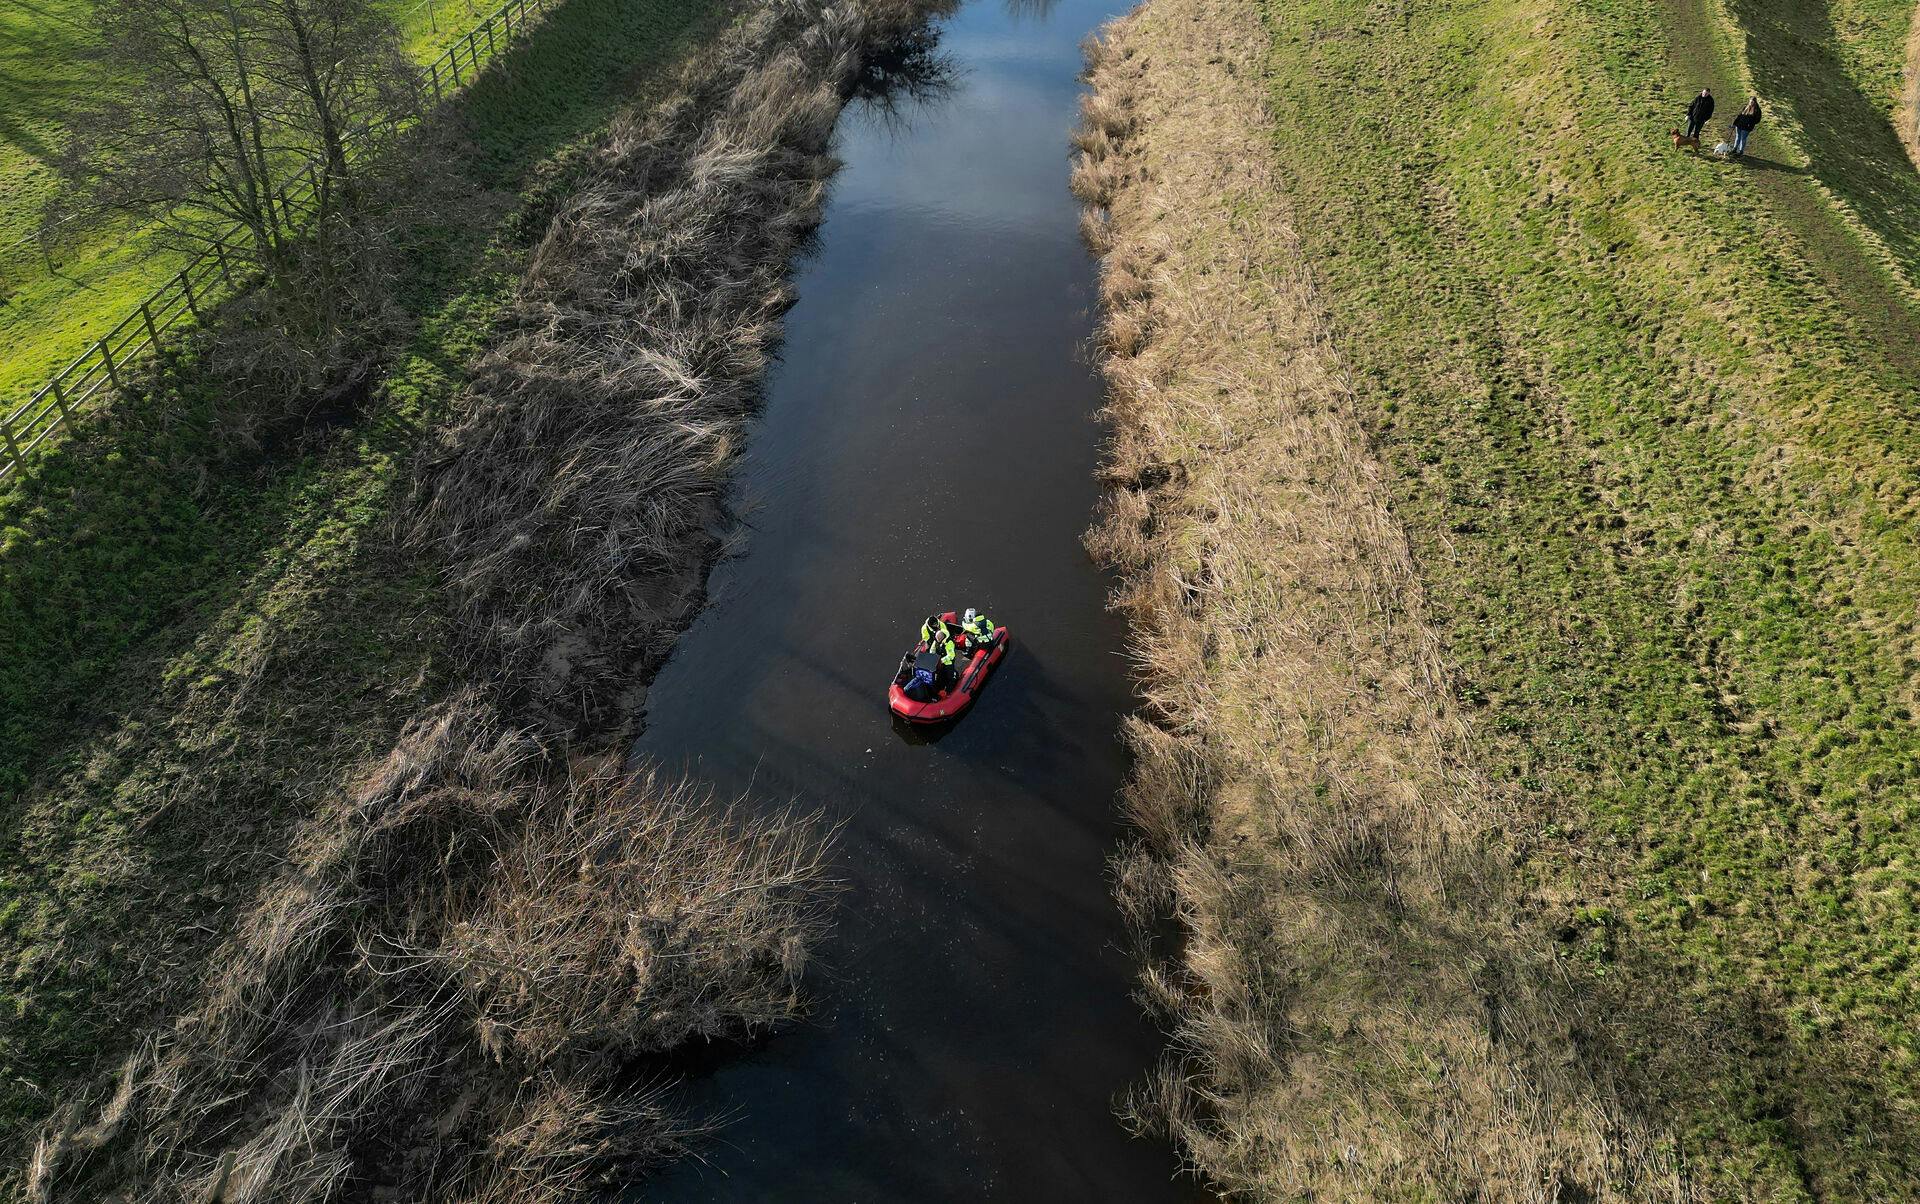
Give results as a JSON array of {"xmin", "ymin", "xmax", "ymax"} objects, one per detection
[
  {"xmin": 99, "ymin": 338, "xmax": 122, "ymax": 393},
  {"xmin": 214, "ymin": 243, "xmax": 235, "ymax": 290},
  {"xmin": 141, "ymin": 300, "xmax": 160, "ymax": 349},
  {"xmin": 429, "ymin": 63, "xmax": 443, "ymax": 102},
  {"xmin": 2, "ymin": 418, "xmax": 22, "ymax": 475},
  {"xmin": 49, "ymin": 377, "xmax": 71, "ymax": 424},
  {"xmin": 180, "ymin": 270, "xmax": 201, "ymax": 320},
  {"xmin": 450, "ymin": 49, "xmax": 462, "ymax": 86}
]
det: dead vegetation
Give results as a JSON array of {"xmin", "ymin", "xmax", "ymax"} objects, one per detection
[
  {"xmin": 1901, "ymin": 5, "xmax": 1920, "ymax": 172},
  {"xmin": 414, "ymin": 0, "xmax": 954, "ymax": 738},
  {"xmin": 27, "ymin": 713, "xmax": 830, "ymax": 1202},
  {"xmin": 1077, "ymin": 0, "xmax": 1695, "ymax": 1196},
  {"xmin": 23, "ymin": 0, "xmax": 952, "ymax": 1196}
]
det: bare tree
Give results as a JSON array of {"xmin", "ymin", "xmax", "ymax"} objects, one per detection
[
  {"xmin": 55, "ymin": 0, "xmax": 415, "ymax": 295},
  {"xmin": 52, "ymin": 0, "xmax": 421, "ymax": 407}
]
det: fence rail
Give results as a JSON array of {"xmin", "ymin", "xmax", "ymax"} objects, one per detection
[{"xmin": 0, "ymin": 0, "xmax": 558, "ymax": 484}]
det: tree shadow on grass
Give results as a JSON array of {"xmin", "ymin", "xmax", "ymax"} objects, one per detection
[
  {"xmin": 1585, "ymin": 942, "xmax": 1920, "ymax": 1198},
  {"xmin": 1724, "ymin": 0, "xmax": 1920, "ymax": 284},
  {"xmin": 0, "ymin": 0, "xmax": 734, "ymax": 1163}
]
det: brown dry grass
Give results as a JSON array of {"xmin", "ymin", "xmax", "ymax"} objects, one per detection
[
  {"xmin": 23, "ymin": 0, "xmax": 951, "ymax": 1197},
  {"xmin": 1078, "ymin": 0, "xmax": 1695, "ymax": 1197},
  {"xmin": 413, "ymin": 0, "xmax": 948, "ymax": 739},
  {"xmin": 28, "ymin": 705, "xmax": 830, "ymax": 1202},
  {"xmin": 1900, "ymin": 4, "xmax": 1920, "ymax": 171}
]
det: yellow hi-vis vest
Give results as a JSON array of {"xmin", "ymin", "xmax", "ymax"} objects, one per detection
[{"xmin": 964, "ymin": 614, "xmax": 994, "ymax": 641}]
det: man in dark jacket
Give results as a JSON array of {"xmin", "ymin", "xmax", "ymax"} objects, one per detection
[{"xmin": 1684, "ymin": 88, "xmax": 1714, "ymax": 140}]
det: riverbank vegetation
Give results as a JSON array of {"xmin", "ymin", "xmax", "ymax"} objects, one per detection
[
  {"xmin": 1082, "ymin": 0, "xmax": 1920, "ymax": 1194},
  {"xmin": 5, "ymin": 0, "xmax": 947, "ymax": 1194}
]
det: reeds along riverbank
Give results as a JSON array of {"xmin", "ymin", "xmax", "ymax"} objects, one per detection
[
  {"xmin": 23, "ymin": 0, "xmax": 953, "ymax": 1198},
  {"xmin": 1072, "ymin": 0, "xmax": 1690, "ymax": 1196}
]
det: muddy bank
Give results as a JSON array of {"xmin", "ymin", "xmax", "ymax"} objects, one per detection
[
  {"xmin": 23, "ymin": 0, "xmax": 950, "ymax": 1198},
  {"xmin": 1074, "ymin": 0, "xmax": 1685, "ymax": 1195}
]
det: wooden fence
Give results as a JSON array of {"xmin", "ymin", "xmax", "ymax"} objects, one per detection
[{"xmin": 0, "ymin": 0, "xmax": 558, "ymax": 483}]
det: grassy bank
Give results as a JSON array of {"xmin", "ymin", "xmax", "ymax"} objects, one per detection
[
  {"xmin": 1084, "ymin": 0, "xmax": 1920, "ymax": 1193},
  {"xmin": 0, "ymin": 0, "xmax": 535, "ymax": 414},
  {"xmin": 13, "ymin": 0, "xmax": 951, "ymax": 1192},
  {"xmin": 1712, "ymin": 0, "xmax": 1920, "ymax": 299},
  {"xmin": 1077, "ymin": 0, "xmax": 1681, "ymax": 1196},
  {"xmin": 1827, "ymin": 0, "xmax": 1913, "ymax": 119},
  {"xmin": 1, "ymin": 0, "xmax": 732, "ymax": 1178}
]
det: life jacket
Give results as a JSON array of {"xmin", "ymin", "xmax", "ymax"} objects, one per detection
[
  {"xmin": 921, "ymin": 617, "xmax": 950, "ymax": 644},
  {"xmin": 963, "ymin": 614, "xmax": 994, "ymax": 642},
  {"xmin": 934, "ymin": 635, "xmax": 958, "ymax": 667}
]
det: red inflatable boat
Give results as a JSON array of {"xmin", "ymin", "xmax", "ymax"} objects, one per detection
[{"xmin": 888, "ymin": 610, "xmax": 1010, "ymax": 724}]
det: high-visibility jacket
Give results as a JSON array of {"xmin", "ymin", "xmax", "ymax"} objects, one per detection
[
  {"xmin": 933, "ymin": 634, "xmax": 958, "ymax": 666},
  {"xmin": 921, "ymin": 617, "xmax": 951, "ymax": 644},
  {"xmin": 962, "ymin": 614, "xmax": 994, "ymax": 642}
]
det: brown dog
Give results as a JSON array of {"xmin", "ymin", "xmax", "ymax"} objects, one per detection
[{"xmin": 1670, "ymin": 126, "xmax": 1701, "ymax": 152}]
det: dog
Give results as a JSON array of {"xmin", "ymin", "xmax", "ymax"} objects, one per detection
[
  {"xmin": 1669, "ymin": 126, "xmax": 1701, "ymax": 152},
  {"xmin": 1712, "ymin": 140, "xmax": 1735, "ymax": 157}
]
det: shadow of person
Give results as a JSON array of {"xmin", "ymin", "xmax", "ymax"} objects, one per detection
[{"xmin": 1730, "ymin": 153, "xmax": 1807, "ymax": 175}]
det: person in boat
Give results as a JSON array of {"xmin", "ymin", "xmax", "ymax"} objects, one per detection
[
  {"xmin": 902, "ymin": 654, "xmax": 939, "ymax": 701},
  {"xmin": 921, "ymin": 613, "xmax": 953, "ymax": 645},
  {"xmin": 928, "ymin": 623, "xmax": 960, "ymax": 690},
  {"xmin": 958, "ymin": 607, "xmax": 997, "ymax": 651}
]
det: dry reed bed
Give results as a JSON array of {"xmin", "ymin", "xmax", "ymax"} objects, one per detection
[
  {"xmin": 25, "ymin": 0, "xmax": 947, "ymax": 1197},
  {"xmin": 1076, "ymin": 0, "xmax": 1692, "ymax": 1196},
  {"xmin": 1901, "ymin": 6, "xmax": 1920, "ymax": 173}
]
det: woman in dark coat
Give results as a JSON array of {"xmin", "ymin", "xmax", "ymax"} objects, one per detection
[
  {"xmin": 1732, "ymin": 95, "xmax": 1762, "ymax": 156},
  {"xmin": 1684, "ymin": 88, "xmax": 1714, "ymax": 140}
]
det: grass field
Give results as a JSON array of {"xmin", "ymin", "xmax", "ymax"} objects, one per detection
[
  {"xmin": 1826, "ymin": 0, "xmax": 1913, "ymax": 119},
  {"xmin": 1714, "ymin": 0, "xmax": 1920, "ymax": 301},
  {"xmin": 0, "ymin": 0, "xmax": 732, "ymax": 1173},
  {"xmin": 1085, "ymin": 0, "xmax": 1920, "ymax": 1191},
  {"xmin": 0, "ymin": 0, "xmax": 519, "ymax": 416},
  {"xmin": 1243, "ymin": 0, "xmax": 1920, "ymax": 1191}
]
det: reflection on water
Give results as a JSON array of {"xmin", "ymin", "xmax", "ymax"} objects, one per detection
[
  {"xmin": 1002, "ymin": 0, "xmax": 1063, "ymax": 21},
  {"xmin": 628, "ymin": 0, "xmax": 1206, "ymax": 1198},
  {"xmin": 846, "ymin": 20, "xmax": 961, "ymax": 124}
]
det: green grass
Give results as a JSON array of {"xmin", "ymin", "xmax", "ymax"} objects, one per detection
[
  {"xmin": 1827, "ymin": 0, "xmax": 1913, "ymax": 119},
  {"xmin": 1716, "ymin": 0, "xmax": 1920, "ymax": 297},
  {"xmin": 0, "ymin": 0, "xmax": 537, "ymax": 412},
  {"xmin": 1252, "ymin": 0, "xmax": 1920, "ymax": 1193},
  {"xmin": 0, "ymin": 0, "xmax": 732, "ymax": 1173}
]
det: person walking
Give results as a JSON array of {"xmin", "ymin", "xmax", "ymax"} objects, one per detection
[
  {"xmin": 1732, "ymin": 95, "xmax": 1762, "ymax": 156},
  {"xmin": 1684, "ymin": 87, "xmax": 1714, "ymax": 140}
]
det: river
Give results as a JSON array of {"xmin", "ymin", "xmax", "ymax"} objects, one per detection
[{"xmin": 632, "ymin": 0, "xmax": 1203, "ymax": 1195}]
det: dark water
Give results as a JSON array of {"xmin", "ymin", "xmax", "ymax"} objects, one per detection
[{"xmin": 633, "ymin": 0, "xmax": 1201, "ymax": 1197}]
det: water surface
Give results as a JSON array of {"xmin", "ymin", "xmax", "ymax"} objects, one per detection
[{"xmin": 634, "ymin": 0, "xmax": 1202, "ymax": 1195}]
